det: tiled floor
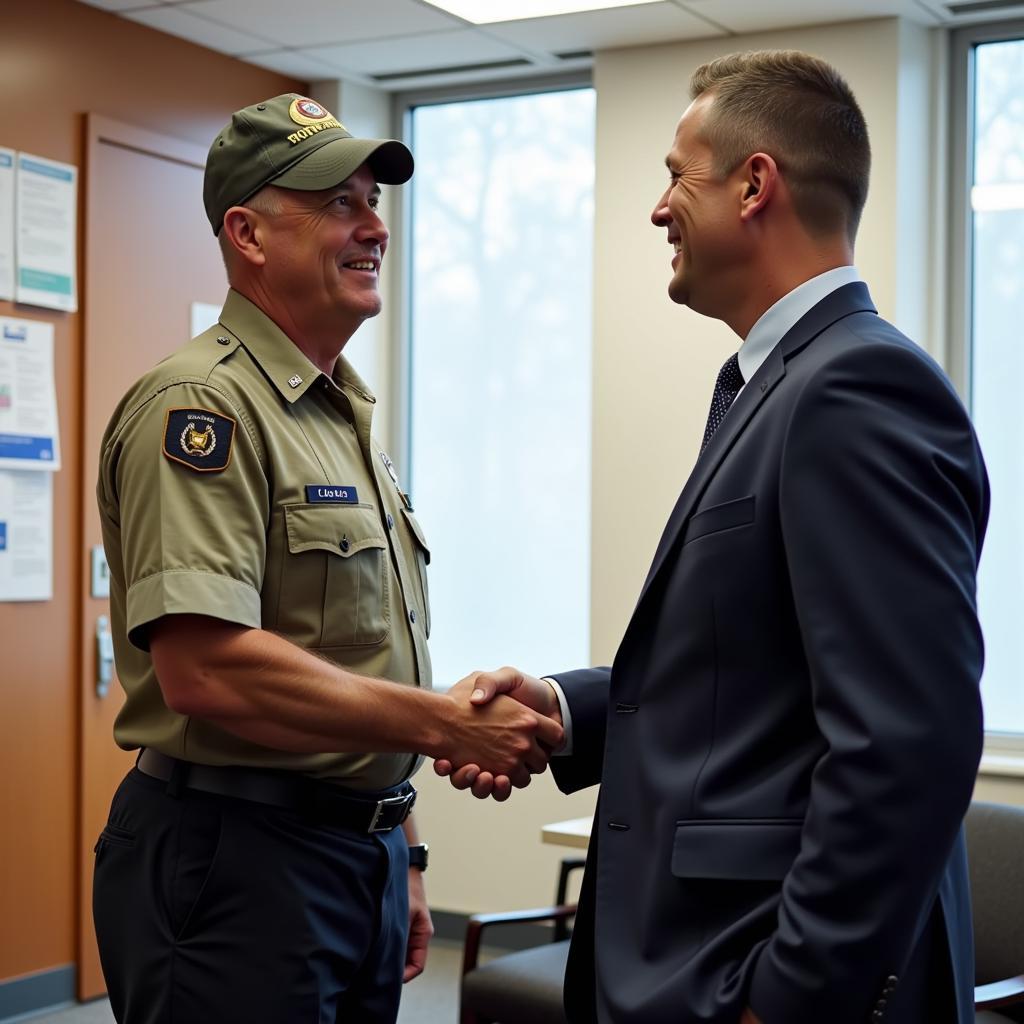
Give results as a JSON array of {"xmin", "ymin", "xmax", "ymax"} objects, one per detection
[{"xmin": 20, "ymin": 940, "xmax": 464, "ymax": 1024}]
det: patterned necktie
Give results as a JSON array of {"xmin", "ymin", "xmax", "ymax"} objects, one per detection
[{"xmin": 700, "ymin": 352, "xmax": 745, "ymax": 455}]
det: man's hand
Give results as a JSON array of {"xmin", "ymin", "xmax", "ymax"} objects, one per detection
[
  {"xmin": 433, "ymin": 669, "xmax": 563, "ymax": 795},
  {"xmin": 436, "ymin": 668, "xmax": 563, "ymax": 800},
  {"xmin": 404, "ymin": 868, "xmax": 433, "ymax": 982}
]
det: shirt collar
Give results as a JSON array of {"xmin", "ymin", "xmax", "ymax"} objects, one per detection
[
  {"xmin": 738, "ymin": 266, "xmax": 861, "ymax": 384},
  {"xmin": 216, "ymin": 289, "xmax": 377, "ymax": 408}
]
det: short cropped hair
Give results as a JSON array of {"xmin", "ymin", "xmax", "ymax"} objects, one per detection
[{"xmin": 690, "ymin": 50, "xmax": 870, "ymax": 241}]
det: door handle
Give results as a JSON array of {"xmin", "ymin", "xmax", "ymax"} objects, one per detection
[{"xmin": 96, "ymin": 614, "xmax": 115, "ymax": 698}]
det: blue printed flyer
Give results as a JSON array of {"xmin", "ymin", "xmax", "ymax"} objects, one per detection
[{"xmin": 0, "ymin": 316, "xmax": 60, "ymax": 472}]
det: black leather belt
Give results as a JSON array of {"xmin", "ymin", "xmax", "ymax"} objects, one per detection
[{"xmin": 136, "ymin": 749, "xmax": 415, "ymax": 833}]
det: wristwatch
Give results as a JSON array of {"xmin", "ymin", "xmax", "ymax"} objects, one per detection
[{"xmin": 407, "ymin": 843, "xmax": 429, "ymax": 872}]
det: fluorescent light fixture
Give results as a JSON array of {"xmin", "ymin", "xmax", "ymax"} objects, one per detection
[{"xmin": 422, "ymin": 0, "xmax": 664, "ymax": 25}]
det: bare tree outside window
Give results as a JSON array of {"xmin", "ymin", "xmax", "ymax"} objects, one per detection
[{"xmin": 408, "ymin": 88, "xmax": 595, "ymax": 688}]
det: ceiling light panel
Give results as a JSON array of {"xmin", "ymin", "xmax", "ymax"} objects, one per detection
[
  {"xmin": 486, "ymin": 2, "xmax": 723, "ymax": 51},
  {"xmin": 422, "ymin": 0, "xmax": 665, "ymax": 24}
]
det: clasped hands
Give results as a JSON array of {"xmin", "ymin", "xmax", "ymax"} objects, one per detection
[{"xmin": 434, "ymin": 667, "xmax": 563, "ymax": 802}]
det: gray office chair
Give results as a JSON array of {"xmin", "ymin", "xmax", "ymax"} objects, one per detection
[
  {"xmin": 968, "ymin": 801, "xmax": 1024, "ymax": 1024},
  {"xmin": 459, "ymin": 858, "xmax": 582, "ymax": 1024}
]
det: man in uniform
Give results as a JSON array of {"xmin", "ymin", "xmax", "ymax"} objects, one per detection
[{"xmin": 94, "ymin": 94, "xmax": 562, "ymax": 1024}]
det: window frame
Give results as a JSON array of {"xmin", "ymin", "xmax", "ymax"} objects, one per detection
[
  {"xmin": 949, "ymin": 18, "xmax": 1024, "ymax": 771},
  {"xmin": 388, "ymin": 71, "xmax": 592, "ymax": 473}
]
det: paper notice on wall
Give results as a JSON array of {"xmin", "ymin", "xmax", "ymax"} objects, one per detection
[
  {"xmin": 0, "ymin": 148, "xmax": 14, "ymax": 301},
  {"xmin": 15, "ymin": 152, "xmax": 78, "ymax": 312},
  {"xmin": 0, "ymin": 316, "xmax": 61, "ymax": 471},
  {"xmin": 0, "ymin": 469, "xmax": 52, "ymax": 601}
]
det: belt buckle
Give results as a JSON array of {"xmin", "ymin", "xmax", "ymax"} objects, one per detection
[{"xmin": 367, "ymin": 791, "xmax": 413, "ymax": 834}]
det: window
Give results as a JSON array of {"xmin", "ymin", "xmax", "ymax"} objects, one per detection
[
  {"xmin": 404, "ymin": 86, "xmax": 595, "ymax": 689},
  {"xmin": 955, "ymin": 26, "xmax": 1024, "ymax": 738}
]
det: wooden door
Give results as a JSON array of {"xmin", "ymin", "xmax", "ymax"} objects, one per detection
[{"xmin": 78, "ymin": 115, "xmax": 227, "ymax": 999}]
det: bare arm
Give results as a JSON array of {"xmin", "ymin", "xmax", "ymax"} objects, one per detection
[{"xmin": 149, "ymin": 614, "xmax": 562, "ymax": 777}]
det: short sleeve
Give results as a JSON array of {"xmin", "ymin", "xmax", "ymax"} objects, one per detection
[{"xmin": 106, "ymin": 382, "xmax": 269, "ymax": 649}]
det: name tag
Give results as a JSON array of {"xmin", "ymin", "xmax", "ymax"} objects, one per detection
[{"xmin": 305, "ymin": 485, "xmax": 359, "ymax": 504}]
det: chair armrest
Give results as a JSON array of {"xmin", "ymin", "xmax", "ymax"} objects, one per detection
[
  {"xmin": 461, "ymin": 904, "xmax": 577, "ymax": 975},
  {"xmin": 975, "ymin": 976, "xmax": 1024, "ymax": 1010},
  {"xmin": 554, "ymin": 858, "xmax": 586, "ymax": 941}
]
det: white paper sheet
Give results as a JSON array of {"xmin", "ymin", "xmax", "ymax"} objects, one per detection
[
  {"xmin": 0, "ymin": 148, "xmax": 14, "ymax": 302},
  {"xmin": 15, "ymin": 152, "xmax": 78, "ymax": 312},
  {"xmin": 0, "ymin": 316, "xmax": 61, "ymax": 471},
  {"xmin": 0, "ymin": 469, "xmax": 53, "ymax": 601}
]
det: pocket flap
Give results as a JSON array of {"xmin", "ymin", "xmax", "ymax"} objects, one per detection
[
  {"xmin": 671, "ymin": 819, "xmax": 801, "ymax": 880},
  {"xmin": 401, "ymin": 508, "xmax": 431, "ymax": 565},
  {"xmin": 285, "ymin": 504, "xmax": 387, "ymax": 559},
  {"xmin": 684, "ymin": 495, "xmax": 756, "ymax": 544}
]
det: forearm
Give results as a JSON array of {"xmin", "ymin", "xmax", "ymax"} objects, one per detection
[
  {"xmin": 150, "ymin": 616, "xmax": 562, "ymax": 774},
  {"xmin": 152, "ymin": 616, "xmax": 450, "ymax": 756}
]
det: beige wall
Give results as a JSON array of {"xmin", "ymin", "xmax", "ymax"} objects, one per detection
[{"xmin": 414, "ymin": 16, "xmax": 1024, "ymax": 917}]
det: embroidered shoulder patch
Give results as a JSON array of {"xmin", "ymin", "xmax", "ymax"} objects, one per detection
[{"xmin": 163, "ymin": 408, "xmax": 235, "ymax": 473}]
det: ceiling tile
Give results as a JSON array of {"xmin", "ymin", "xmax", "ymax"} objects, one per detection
[
  {"xmin": 677, "ymin": 0, "xmax": 924, "ymax": 33},
  {"xmin": 76, "ymin": 0, "xmax": 159, "ymax": 9},
  {"xmin": 307, "ymin": 28, "xmax": 527, "ymax": 76},
  {"xmin": 124, "ymin": 4, "xmax": 276, "ymax": 52},
  {"xmin": 240, "ymin": 49, "xmax": 343, "ymax": 81},
  {"xmin": 485, "ymin": 1, "xmax": 725, "ymax": 54},
  {"xmin": 183, "ymin": 0, "xmax": 465, "ymax": 49}
]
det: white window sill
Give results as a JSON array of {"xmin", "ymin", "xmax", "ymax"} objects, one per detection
[{"xmin": 979, "ymin": 750, "xmax": 1024, "ymax": 778}]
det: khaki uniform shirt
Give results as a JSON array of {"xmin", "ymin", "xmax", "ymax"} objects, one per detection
[{"xmin": 97, "ymin": 289, "xmax": 432, "ymax": 789}]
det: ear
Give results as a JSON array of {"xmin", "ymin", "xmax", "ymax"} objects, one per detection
[
  {"xmin": 738, "ymin": 153, "xmax": 778, "ymax": 222},
  {"xmin": 221, "ymin": 206, "xmax": 267, "ymax": 267}
]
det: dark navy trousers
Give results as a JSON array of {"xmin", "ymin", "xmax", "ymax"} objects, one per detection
[{"xmin": 93, "ymin": 767, "xmax": 409, "ymax": 1024}]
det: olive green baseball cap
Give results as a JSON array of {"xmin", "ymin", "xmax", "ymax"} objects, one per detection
[{"xmin": 203, "ymin": 93, "xmax": 414, "ymax": 234}]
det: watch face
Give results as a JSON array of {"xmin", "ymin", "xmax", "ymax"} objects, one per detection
[{"xmin": 408, "ymin": 843, "xmax": 428, "ymax": 870}]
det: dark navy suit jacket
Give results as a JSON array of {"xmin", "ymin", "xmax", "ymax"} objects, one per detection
[{"xmin": 551, "ymin": 283, "xmax": 989, "ymax": 1024}]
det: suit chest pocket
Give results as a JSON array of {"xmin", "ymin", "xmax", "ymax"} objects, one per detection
[
  {"xmin": 278, "ymin": 504, "xmax": 391, "ymax": 648},
  {"xmin": 683, "ymin": 495, "xmax": 756, "ymax": 545}
]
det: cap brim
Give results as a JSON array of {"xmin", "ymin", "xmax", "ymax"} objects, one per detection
[{"xmin": 271, "ymin": 137, "xmax": 413, "ymax": 190}]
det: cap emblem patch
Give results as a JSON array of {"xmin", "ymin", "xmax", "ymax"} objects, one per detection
[
  {"xmin": 163, "ymin": 408, "xmax": 235, "ymax": 473},
  {"xmin": 288, "ymin": 97, "xmax": 342, "ymax": 129}
]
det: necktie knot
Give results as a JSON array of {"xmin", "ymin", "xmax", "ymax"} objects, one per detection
[{"xmin": 700, "ymin": 352, "xmax": 744, "ymax": 454}]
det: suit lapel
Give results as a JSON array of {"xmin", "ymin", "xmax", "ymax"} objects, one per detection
[{"xmin": 633, "ymin": 282, "xmax": 878, "ymax": 612}]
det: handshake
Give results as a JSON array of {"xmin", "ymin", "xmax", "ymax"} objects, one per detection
[{"xmin": 431, "ymin": 667, "xmax": 564, "ymax": 802}]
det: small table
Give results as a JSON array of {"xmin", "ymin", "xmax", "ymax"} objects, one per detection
[{"xmin": 541, "ymin": 816, "xmax": 593, "ymax": 849}]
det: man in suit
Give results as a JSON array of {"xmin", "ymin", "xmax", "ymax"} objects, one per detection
[{"xmin": 438, "ymin": 50, "xmax": 989, "ymax": 1024}]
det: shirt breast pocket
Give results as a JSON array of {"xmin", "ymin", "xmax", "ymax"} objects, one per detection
[{"xmin": 280, "ymin": 504, "xmax": 391, "ymax": 649}]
